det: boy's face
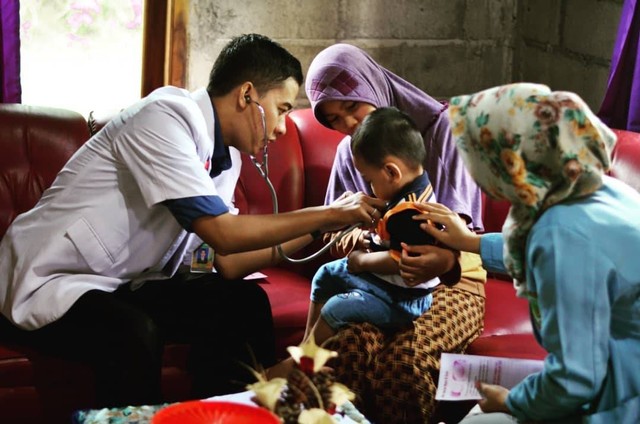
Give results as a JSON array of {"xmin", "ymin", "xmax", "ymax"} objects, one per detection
[
  {"xmin": 318, "ymin": 100, "xmax": 376, "ymax": 135},
  {"xmin": 353, "ymin": 153, "xmax": 396, "ymax": 201},
  {"xmin": 243, "ymin": 77, "xmax": 299, "ymax": 157}
]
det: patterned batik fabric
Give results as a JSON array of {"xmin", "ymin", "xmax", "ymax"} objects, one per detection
[
  {"xmin": 447, "ymin": 83, "xmax": 617, "ymax": 312},
  {"xmin": 326, "ymin": 285, "xmax": 484, "ymax": 424}
]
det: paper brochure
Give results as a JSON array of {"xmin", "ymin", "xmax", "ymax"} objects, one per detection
[{"xmin": 436, "ymin": 353, "xmax": 544, "ymax": 401}]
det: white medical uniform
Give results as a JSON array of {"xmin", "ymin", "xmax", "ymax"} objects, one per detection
[{"xmin": 0, "ymin": 87, "xmax": 241, "ymax": 330}]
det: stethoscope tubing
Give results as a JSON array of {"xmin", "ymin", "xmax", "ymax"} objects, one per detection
[{"xmin": 247, "ymin": 100, "xmax": 358, "ymax": 263}]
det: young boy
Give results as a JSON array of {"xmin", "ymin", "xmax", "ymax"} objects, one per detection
[{"xmin": 302, "ymin": 107, "xmax": 460, "ymax": 347}]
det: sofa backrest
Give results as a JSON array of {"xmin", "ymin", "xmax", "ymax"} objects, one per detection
[
  {"xmin": 610, "ymin": 129, "xmax": 640, "ymax": 192},
  {"xmin": 3, "ymin": 103, "xmax": 639, "ymax": 252},
  {"xmin": 289, "ymin": 109, "xmax": 345, "ymax": 208},
  {"xmin": 233, "ymin": 116, "xmax": 306, "ymax": 215},
  {"xmin": 233, "ymin": 109, "xmax": 344, "ymax": 215},
  {"xmin": 0, "ymin": 104, "xmax": 90, "ymax": 238}
]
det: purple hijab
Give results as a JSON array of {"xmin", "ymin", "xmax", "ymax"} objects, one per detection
[{"xmin": 306, "ymin": 44, "xmax": 483, "ymax": 229}]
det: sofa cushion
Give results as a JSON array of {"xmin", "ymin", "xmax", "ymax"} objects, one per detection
[
  {"xmin": 466, "ymin": 334, "xmax": 546, "ymax": 359},
  {"xmin": 468, "ymin": 278, "xmax": 546, "ymax": 360}
]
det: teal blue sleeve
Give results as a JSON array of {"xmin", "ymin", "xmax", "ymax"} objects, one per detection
[
  {"xmin": 479, "ymin": 232, "xmax": 507, "ymax": 274},
  {"xmin": 505, "ymin": 225, "xmax": 611, "ymax": 422}
]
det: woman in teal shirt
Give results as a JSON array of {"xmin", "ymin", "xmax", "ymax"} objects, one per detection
[{"xmin": 410, "ymin": 83, "xmax": 640, "ymax": 423}]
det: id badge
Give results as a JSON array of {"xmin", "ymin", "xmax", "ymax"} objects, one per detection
[{"xmin": 191, "ymin": 243, "xmax": 215, "ymax": 273}]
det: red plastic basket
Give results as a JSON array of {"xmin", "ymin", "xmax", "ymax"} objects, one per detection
[{"xmin": 151, "ymin": 400, "xmax": 280, "ymax": 424}]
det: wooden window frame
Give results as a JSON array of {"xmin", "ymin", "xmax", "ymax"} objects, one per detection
[{"xmin": 141, "ymin": 0, "xmax": 188, "ymax": 96}]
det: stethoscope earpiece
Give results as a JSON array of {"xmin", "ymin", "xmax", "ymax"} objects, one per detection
[{"xmin": 247, "ymin": 96, "xmax": 269, "ymax": 178}]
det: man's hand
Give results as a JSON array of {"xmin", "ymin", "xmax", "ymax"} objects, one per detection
[
  {"xmin": 476, "ymin": 382, "xmax": 511, "ymax": 414},
  {"xmin": 412, "ymin": 203, "xmax": 482, "ymax": 254},
  {"xmin": 325, "ymin": 191, "xmax": 386, "ymax": 232}
]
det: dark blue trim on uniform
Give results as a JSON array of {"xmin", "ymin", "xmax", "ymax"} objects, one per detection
[
  {"xmin": 385, "ymin": 171, "xmax": 431, "ymax": 212},
  {"xmin": 163, "ymin": 195, "xmax": 229, "ymax": 231},
  {"xmin": 210, "ymin": 105, "xmax": 231, "ymax": 178}
]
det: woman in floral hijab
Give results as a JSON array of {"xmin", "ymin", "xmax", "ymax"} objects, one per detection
[{"xmin": 419, "ymin": 83, "xmax": 640, "ymax": 423}]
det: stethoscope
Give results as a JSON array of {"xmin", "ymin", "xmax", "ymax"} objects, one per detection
[{"xmin": 245, "ymin": 96, "xmax": 361, "ymax": 263}]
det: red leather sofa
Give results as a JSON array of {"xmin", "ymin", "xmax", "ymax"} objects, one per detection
[{"xmin": 1, "ymin": 103, "xmax": 638, "ymax": 424}]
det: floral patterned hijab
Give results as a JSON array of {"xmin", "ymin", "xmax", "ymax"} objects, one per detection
[{"xmin": 448, "ymin": 83, "xmax": 617, "ymax": 301}]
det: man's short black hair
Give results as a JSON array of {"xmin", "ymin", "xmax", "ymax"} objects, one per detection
[
  {"xmin": 207, "ymin": 33, "xmax": 303, "ymax": 97},
  {"xmin": 351, "ymin": 107, "xmax": 426, "ymax": 169}
]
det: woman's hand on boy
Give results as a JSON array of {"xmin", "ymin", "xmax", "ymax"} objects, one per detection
[{"xmin": 413, "ymin": 203, "xmax": 482, "ymax": 254}]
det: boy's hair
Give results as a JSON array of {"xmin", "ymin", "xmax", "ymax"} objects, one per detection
[
  {"xmin": 351, "ymin": 107, "xmax": 426, "ymax": 169},
  {"xmin": 207, "ymin": 33, "xmax": 303, "ymax": 97}
]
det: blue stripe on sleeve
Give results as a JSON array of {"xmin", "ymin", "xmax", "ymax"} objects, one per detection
[{"xmin": 163, "ymin": 195, "xmax": 229, "ymax": 232}]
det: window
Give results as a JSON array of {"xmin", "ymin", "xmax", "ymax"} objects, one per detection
[
  {"xmin": 20, "ymin": 0, "xmax": 144, "ymax": 116},
  {"xmin": 19, "ymin": 0, "xmax": 186, "ymax": 117}
]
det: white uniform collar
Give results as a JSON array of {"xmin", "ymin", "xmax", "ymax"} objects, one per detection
[{"xmin": 192, "ymin": 88, "xmax": 215, "ymax": 139}]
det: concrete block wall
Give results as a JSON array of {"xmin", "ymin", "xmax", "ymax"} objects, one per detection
[
  {"xmin": 186, "ymin": 0, "xmax": 622, "ymax": 111},
  {"xmin": 515, "ymin": 0, "xmax": 622, "ymax": 110}
]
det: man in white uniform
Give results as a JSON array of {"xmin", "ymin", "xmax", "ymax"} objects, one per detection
[{"xmin": 0, "ymin": 34, "xmax": 385, "ymax": 407}]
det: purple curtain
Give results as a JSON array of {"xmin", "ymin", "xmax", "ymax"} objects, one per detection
[
  {"xmin": 0, "ymin": 0, "xmax": 21, "ymax": 103},
  {"xmin": 598, "ymin": 0, "xmax": 639, "ymax": 132}
]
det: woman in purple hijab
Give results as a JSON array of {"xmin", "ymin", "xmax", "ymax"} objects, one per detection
[
  {"xmin": 308, "ymin": 43, "xmax": 483, "ymax": 228},
  {"xmin": 305, "ymin": 44, "xmax": 487, "ymax": 423}
]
